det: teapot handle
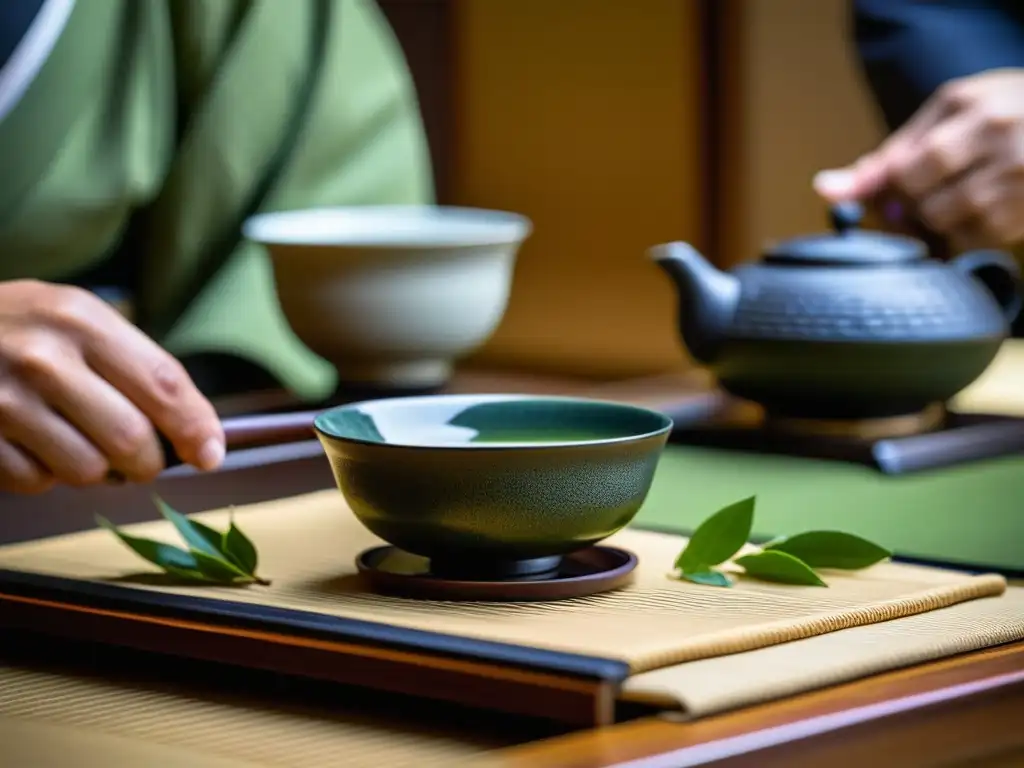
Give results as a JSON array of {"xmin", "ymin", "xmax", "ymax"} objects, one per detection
[{"xmin": 950, "ymin": 249, "xmax": 1023, "ymax": 325}]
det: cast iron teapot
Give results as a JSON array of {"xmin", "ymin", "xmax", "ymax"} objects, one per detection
[{"xmin": 650, "ymin": 202, "xmax": 1022, "ymax": 420}]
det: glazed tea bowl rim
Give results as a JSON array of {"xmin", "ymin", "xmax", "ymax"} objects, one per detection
[
  {"xmin": 312, "ymin": 393, "xmax": 674, "ymax": 451},
  {"xmin": 242, "ymin": 205, "xmax": 533, "ymax": 250}
]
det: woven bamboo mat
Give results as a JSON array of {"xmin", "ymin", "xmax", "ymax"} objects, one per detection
[
  {"xmin": 0, "ymin": 662, "xmax": 518, "ymax": 767},
  {"xmin": 0, "ymin": 489, "xmax": 1010, "ymax": 679}
]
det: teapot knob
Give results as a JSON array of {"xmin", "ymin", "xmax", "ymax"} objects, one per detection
[{"xmin": 829, "ymin": 201, "xmax": 864, "ymax": 236}]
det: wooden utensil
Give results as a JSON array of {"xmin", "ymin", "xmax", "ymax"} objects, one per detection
[
  {"xmin": 105, "ymin": 410, "xmax": 320, "ymax": 483},
  {"xmin": 166, "ymin": 409, "xmax": 321, "ymax": 468},
  {"xmin": 201, "ymin": 391, "xmax": 725, "ymax": 468},
  {"xmin": 104, "ymin": 390, "xmax": 728, "ymax": 482}
]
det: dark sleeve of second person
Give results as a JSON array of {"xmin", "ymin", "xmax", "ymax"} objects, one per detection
[
  {"xmin": 852, "ymin": 0, "xmax": 1024, "ymax": 131},
  {"xmin": 853, "ymin": 0, "xmax": 1024, "ymax": 338}
]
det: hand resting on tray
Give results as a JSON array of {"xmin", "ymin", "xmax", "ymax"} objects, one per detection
[{"xmin": 0, "ymin": 280, "xmax": 225, "ymax": 493}]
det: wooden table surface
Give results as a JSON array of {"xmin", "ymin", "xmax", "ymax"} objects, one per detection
[
  {"xmin": 499, "ymin": 643, "xmax": 1024, "ymax": 767},
  {"xmin": 2, "ymin": 367, "xmax": 1022, "ymax": 767}
]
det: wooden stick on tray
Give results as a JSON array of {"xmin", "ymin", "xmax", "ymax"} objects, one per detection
[
  {"xmin": 218, "ymin": 410, "xmax": 321, "ymax": 450},
  {"xmin": 105, "ymin": 411, "xmax": 320, "ymax": 483},
  {"xmin": 104, "ymin": 389, "xmax": 727, "ymax": 481}
]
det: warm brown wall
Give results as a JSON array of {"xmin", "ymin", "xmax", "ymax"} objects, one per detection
[
  {"xmin": 443, "ymin": 0, "xmax": 886, "ymax": 378},
  {"xmin": 718, "ymin": 0, "xmax": 886, "ymax": 266},
  {"xmin": 450, "ymin": 0, "xmax": 704, "ymax": 379}
]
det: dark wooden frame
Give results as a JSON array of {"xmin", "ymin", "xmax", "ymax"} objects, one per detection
[
  {"xmin": 376, "ymin": 0, "xmax": 456, "ymax": 203},
  {"xmin": 697, "ymin": 0, "xmax": 723, "ymax": 264},
  {"xmin": 0, "ymin": 588, "xmax": 616, "ymax": 727},
  {"xmin": 698, "ymin": 0, "xmax": 747, "ymax": 269}
]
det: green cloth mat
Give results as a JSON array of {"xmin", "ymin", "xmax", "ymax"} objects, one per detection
[{"xmin": 637, "ymin": 446, "xmax": 1024, "ymax": 573}]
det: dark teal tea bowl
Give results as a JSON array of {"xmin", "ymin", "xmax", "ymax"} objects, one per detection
[{"xmin": 313, "ymin": 394, "xmax": 673, "ymax": 579}]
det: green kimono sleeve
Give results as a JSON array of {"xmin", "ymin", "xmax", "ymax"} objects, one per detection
[
  {"xmin": 152, "ymin": 0, "xmax": 435, "ymax": 402},
  {"xmin": 0, "ymin": 0, "xmax": 433, "ymax": 404}
]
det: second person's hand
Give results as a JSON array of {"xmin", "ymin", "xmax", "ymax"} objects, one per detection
[
  {"xmin": 0, "ymin": 280, "xmax": 225, "ymax": 494},
  {"xmin": 814, "ymin": 68, "xmax": 1024, "ymax": 251}
]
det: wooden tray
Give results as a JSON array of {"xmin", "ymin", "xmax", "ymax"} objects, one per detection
[
  {"xmin": 2, "ymin": 440, "xmax": 1022, "ymax": 766},
  {"xmin": 0, "ymin": 375, "xmax": 729, "ymax": 732},
  {"xmin": 2, "ymin": 621, "xmax": 1021, "ymax": 768},
  {"xmin": 0, "ymin": 444, "xmax": 628, "ymax": 727},
  {"xmin": 1, "ymin": 371, "xmax": 1022, "ymax": 765}
]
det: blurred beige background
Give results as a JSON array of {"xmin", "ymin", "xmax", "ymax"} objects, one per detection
[
  {"xmin": 723, "ymin": 0, "xmax": 884, "ymax": 261},
  {"xmin": 441, "ymin": 0, "xmax": 886, "ymax": 378}
]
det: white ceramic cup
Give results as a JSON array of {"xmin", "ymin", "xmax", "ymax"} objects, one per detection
[{"xmin": 243, "ymin": 205, "xmax": 532, "ymax": 390}]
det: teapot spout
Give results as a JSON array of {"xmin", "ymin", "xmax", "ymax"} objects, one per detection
[{"xmin": 649, "ymin": 242, "xmax": 740, "ymax": 365}]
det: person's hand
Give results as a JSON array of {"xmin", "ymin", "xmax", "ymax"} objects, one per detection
[
  {"xmin": 814, "ymin": 68, "xmax": 1024, "ymax": 251},
  {"xmin": 0, "ymin": 280, "xmax": 225, "ymax": 494}
]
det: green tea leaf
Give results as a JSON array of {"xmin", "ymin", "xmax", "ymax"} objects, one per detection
[
  {"xmin": 765, "ymin": 530, "xmax": 892, "ymax": 570},
  {"xmin": 735, "ymin": 550, "xmax": 827, "ymax": 587},
  {"xmin": 98, "ymin": 501, "xmax": 269, "ymax": 587},
  {"xmin": 222, "ymin": 515, "xmax": 258, "ymax": 575},
  {"xmin": 190, "ymin": 549, "xmax": 255, "ymax": 584},
  {"xmin": 153, "ymin": 496, "xmax": 226, "ymax": 560},
  {"xmin": 675, "ymin": 496, "xmax": 756, "ymax": 573},
  {"xmin": 96, "ymin": 515, "xmax": 198, "ymax": 572},
  {"xmin": 677, "ymin": 570, "xmax": 732, "ymax": 588}
]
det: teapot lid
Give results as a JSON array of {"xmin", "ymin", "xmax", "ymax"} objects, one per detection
[{"xmin": 764, "ymin": 202, "xmax": 927, "ymax": 266}]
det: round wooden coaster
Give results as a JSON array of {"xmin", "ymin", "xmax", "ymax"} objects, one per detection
[
  {"xmin": 355, "ymin": 545, "xmax": 638, "ymax": 602},
  {"xmin": 764, "ymin": 402, "xmax": 947, "ymax": 440}
]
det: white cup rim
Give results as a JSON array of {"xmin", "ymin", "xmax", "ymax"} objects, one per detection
[{"xmin": 243, "ymin": 205, "xmax": 533, "ymax": 249}]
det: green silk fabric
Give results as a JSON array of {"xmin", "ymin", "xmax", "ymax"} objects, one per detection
[{"xmin": 0, "ymin": 0, "xmax": 433, "ymax": 402}]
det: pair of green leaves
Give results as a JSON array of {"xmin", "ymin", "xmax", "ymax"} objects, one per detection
[
  {"xmin": 672, "ymin": 496, "xmax": 891, "ymax": 588},
  {"xmin": 97, "ymin": 496, "xmax": 269, "ymax": 586}
]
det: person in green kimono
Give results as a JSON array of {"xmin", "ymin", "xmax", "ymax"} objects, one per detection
[{"xmin": 0, "ymin": 0, "xmax": 433, "ymax": 494}]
